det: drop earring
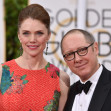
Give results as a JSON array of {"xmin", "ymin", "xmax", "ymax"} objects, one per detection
[{"xmin": 46, "ymin": 42, "xmax": 48, "ymax": 55}]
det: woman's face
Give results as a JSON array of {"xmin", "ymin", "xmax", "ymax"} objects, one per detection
[{"xmin": 18, "ymin": 18, "xmax": 50, "ymax": 57}]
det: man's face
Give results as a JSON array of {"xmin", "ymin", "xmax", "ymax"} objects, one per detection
[{"xmin": 62, "ymin": 32, "xmax": 99, "ymax": 82}]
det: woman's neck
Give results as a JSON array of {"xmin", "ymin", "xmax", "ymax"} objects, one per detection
[{"xmin": 15, "ymin": 55, "xmax": 47, "ymax": 70}]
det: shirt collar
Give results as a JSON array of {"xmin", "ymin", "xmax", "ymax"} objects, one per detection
[
  {"xmin": 80, "ymin": 65, "xmax": 103, "ymax": 84},
  {"xmin": 89, "ymin": 65, "xmax": 103, "ymax": 84}
]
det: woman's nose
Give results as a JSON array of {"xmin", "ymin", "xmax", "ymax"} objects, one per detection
[{"xmin": 30, "ymin": 35, "xmax": 36, "ymax": 42}]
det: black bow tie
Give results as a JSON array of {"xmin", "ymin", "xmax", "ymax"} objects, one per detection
[{"xmin": 75, "ymin": 80, "xmax": 92, "ymax": 94}]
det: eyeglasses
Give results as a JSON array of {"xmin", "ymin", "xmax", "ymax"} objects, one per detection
[{"xmin": 63, "ymin": 42, "xmax": 94, "ymax": 61}]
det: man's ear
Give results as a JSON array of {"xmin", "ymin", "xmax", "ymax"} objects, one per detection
[{"xmin": 94, "ymin": 42, "xmax": 99, "ymax": 55}]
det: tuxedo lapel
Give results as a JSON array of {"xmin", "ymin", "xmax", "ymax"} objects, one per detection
[{"xmin": 88, "ymin": 66, "xmax": 111, "ymax": 111}]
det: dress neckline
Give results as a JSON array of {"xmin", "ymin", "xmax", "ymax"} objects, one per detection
[{"xmin": 13, "ymin": 59, "xmax": 49, "ymax": 71}]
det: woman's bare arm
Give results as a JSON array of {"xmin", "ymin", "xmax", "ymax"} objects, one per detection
[{"xmin": 58, "ymin": 70, "xmax": 70, "ymax": 111}]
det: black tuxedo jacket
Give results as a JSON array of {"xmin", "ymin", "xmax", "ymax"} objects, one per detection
[{"xmin": 64, "ymin": 66, "xmax": 111, "ymax": 111}]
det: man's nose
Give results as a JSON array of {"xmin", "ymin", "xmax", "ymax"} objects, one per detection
[{"xmin": 74, "ymin": 52, "xmax": 82, "ymax": 62}]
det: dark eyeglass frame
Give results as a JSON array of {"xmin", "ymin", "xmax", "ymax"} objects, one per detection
[{"xmin": 63, "ymin": 42, "xmax": 94, "ymax": 61}]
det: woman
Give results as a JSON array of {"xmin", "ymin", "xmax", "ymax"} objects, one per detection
[{"xmin": 0, "ymin": 4, "xmax": 70, "ymax": 111}]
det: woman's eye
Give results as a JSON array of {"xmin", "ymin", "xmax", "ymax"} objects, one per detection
[
  {"xmin": 36, "ymin": 31, "xmax": 43, "ymax": 35},
  {"xmin": 23, "ymin": 32, "xmax": 29, "ymax": 35}
]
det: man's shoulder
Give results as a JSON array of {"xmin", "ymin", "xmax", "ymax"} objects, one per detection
[
  {"xmin": 100, "ymin": 65, "xmax": 111, "ymax": 83},
  {"xmin": 102, "ymin": 65, "xmax": 111, "ymax": 74}
]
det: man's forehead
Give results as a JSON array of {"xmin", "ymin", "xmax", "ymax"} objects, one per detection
[{"xmin": 63, "ymin": 32, "xmax": 85, "ymax": 41}]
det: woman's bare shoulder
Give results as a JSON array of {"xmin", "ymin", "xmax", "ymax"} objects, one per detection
[
  {"xmin": 0, "ymin": 64, "xmax": 2, "ymax": 84},
  {"xmin": 0, "ymin": 64, "xmax": 2, "ymax": 74}
]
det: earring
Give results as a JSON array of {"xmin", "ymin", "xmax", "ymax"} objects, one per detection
[
  {"xmin": 19, "ymin": 45, "xmax": 23, "ymax": 56},
  {"xmin": 46, "ymin": 42, "xmax": 48, "ymax": 55}
]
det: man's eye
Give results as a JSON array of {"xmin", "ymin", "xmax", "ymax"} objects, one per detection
[
  {"xmin": 66, "ymin": 52, "xmax": 74, "ymax": 57},
  {"xmin": 78, "ymin": 47, "xmax": 87, "ymax": 53}
]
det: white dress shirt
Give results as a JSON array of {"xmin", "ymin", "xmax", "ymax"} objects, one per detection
[{"xmin": 72, "ymin": 65, "xmax": 103, "ymax": 111}]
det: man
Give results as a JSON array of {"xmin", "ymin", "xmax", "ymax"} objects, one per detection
[{"xmin": 61, "ymin": 29, "xmax": 111, "ymax": 111}]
